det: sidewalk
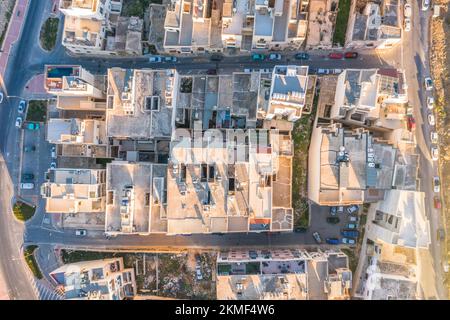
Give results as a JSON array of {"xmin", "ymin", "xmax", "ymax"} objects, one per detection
[{"xmin": 0, "ymin": 0, "xmax": 29, "ymax": 82}]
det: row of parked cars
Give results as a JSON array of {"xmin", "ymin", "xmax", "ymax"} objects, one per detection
[{"xmin": 313, "ymin": 205, "xmax": 361, "ymax": 245}]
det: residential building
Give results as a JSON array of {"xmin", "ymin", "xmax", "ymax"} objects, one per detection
[
  {"xmin": 105, "ymin": 161, "xmax": 167, "ymax": 235},
  {"xmin": 258, "ymin": 65, "xmax": 309, "ymax": 122},
  {"xmin": 216, "ymin": 249, "xmax": 352, "ymax": 300},
  {"xmin": 166, "ymin": 129, "xmax": 293, "ymax": 234},
  {"xmin": 329, "ymin": 69, "xmax": 407, "ymax": 127},
  {"xmin": 44, "ymin": 65, "xmax": 107, "ymax": 111},
  {"xmin": 47, "ymin": 118, "xmax": 109, "ymax": 158},
  {"xmin": 308, "ymin": 123, "xmax": 398, "ymax": 206},
  {"xmin": 106, "ymin": 68, "xmax": 176, "ymax": 143},
  {"xmin": 346, "ymin": 0, "xmax": 402, "ymax": 49},
  {"xmin": 59, "ymin": 0, "xmax": 143, "ymax": 55},
  {"xmin": 221, "ymin": 0, "xmax": 309, "ymax": 51},
  {"xmin": 41, "ymin": 168, "xmax": 106, "ymax": 213},
  {"xmin": 366, "ymin": 190, "xmax": 431, "ymax": 249},
  {"xmin": 50, "ymin": 258, "xmax": 136, "ymax": 300}
]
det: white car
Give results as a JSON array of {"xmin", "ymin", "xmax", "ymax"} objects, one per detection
[
  {"xmin": 18, "ymin": 100, "xmax": 26, "ymax": 114},
  {"xmin": 424, "ymin": 77, "xmax": 433, "ymax": 90},
  {"xmin": 15, "ymin": 117, "xmax": 22, "ymax": 128},
  {"xmin": 51, "ymin": 146, "xmax": 57, "ymax": 159},
  {"xmin": 349, "ymin": 216, "xmax": 359, "ymax": 222},
  {"xmin": 149, "ymin": 56, "xmax": 162, "ymax": 63},
  {"xmin": 347, "ymin": 205, "xmax": 359, "ymax": 214},
  {"xmin": 341, "ymin": 238, "xmax": 356, "ymax": 245},
  {"xmin": 422, "ymin": 0, "xmax": 430, "ymax": 11},
  {"xmin": 269, "ymin": 53, "xmax": 281, "ymax": 60},
  {"xmin": 196, "ymin": 266, "xmax": 203, "ymax": 280},
  {"xmin": 75, "ymin": 229, "xmax": 87, "ymax": 236},
  {"xmin": 50, "ymin": 161, "xmax": 57, "ymax": 169},
  {"xmin": 404, "ymin": 3, "xmax": 412, "ymax": 17},
  {"xmin": 427, "ymin": 96, "xmax": 435, "ymax": 109},
  {"xmin": 433, "ymin": 177, "xmax": 440, "ymax": 193},
  {"xmin": 431, "ymin": 147, "xmax": 439, "ymax": 161},
  {"xmin": 404, "ymin": 18, "xmax": 411, "ymax": 32},
  {"xmin": 428, "ymin": 114, "xmax": 436, "ymax": 126}
]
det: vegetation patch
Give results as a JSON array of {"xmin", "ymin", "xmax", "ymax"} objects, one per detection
[
  {"xmin": 122, "ymin": 0, "xmax": 162, "ymax": 18},
  {"xmin": 61, "ymin": 250, "xmax": 120, "ymax": 264},
  {"xmin": 40, "ymin": 17, "xmax": 59, "ymax": 51},
  {"xmin": 23, "ymin": 245, "xmax": 43, "ymax": 279},
  {"xmin": 292, "ymin": 92, "xmax": 318, "ymax": 228},
  {"xmin": 332, "ymin": 0, "xmax": 351, "ymax": 46},
  {"xmin": 341, "ymin": 248, "xmax": 358, "ymax": 273},
  {"xmin": 26, "ymin": 100, "xmax": 47, "ymax": 122},
  {"xmin": 0, "ymin": 4, "xmax": 13, "ymax": 48},
  {"xmin": 13, "ymin": 201, "xmax": 36, "ymax": 222}
]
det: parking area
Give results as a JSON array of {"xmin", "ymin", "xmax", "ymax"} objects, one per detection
[
  {"xmin": 19, "ymin": 124, "xmax": 52, "ymax": 203},
  {"xmin": 309, "ymin": 203, "xmax": 360, "ymax": 245}
]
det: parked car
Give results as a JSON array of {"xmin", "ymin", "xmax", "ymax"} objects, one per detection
[
  {"xmin": 75, "ymin": 229, "xmax": 87, "ymax": 236},
  {"xmin": 20, "ymin": 183, "xmax": 34, "ymax": 190},
  {"xmin": 210, "ymin": 54, "xmax": 223, "ymax": 61},
  {"xmin": 269, "ymin": 53, "xmax": 281, "ymax": 60},
  {"xmin": 164, "ymin": 56, "xmax": 177, "ymax": 62},
  {"xmin": 328, "ymin": 52, "xmax": 343, "ymax": 59},
  {"xmin": 434, "ymin": 196, "xmax": 442, "ymax": 209},
  {"xmin": 206, "ymin": 69, "xmax": 217, "ymax": 75},
  {"xmin": 326, "ymin": 238, "xmax": 340, "ymax": 245},
  {"xmin": 51, "ymin": 146, "xmax": 57, "ymax": 158},
  {"xmin": 0, "ymin": 92, "xmax": 3, "ymax": 103},
  {"xmin": 344, "ymin": 52, "xmax": 358, "ymax": 59},
  {"xmin": 326, "ymin": 217, "xmax": 340, "ymax": 224},
  {"xmin": 428, "ymin": 113, "xmax": 436, "ymax": 126},
  {"xmin": 26, "ymin": 122, "xmax": 40, "ymax": 130},
  {"xmin": 18, "ymin": 100, "xmax": 26, "ymax": 114},
  {"xmin": 294, "ymin": 227, "xmax": 307, "ymax": 233},
  {"xmin": 22, "ymin": 173, "xmax": 34, "ymax": 181},
  {"xmin": 431, "ymin": 147, "xmax": 439, "ymax": 161},
  {"xmin": 295, "ymin": 52, "xmax": 310, "ymax": 60},
  {"xmin": 404, "ymin": 3, "xmax": 412, "ymax": 17},
  {"xmin": 346, "ymin": 205, "xmax": 359, "ymax": 214},
  {"xmin": 252, "ymin": 53, "xmax": 265, "ymax": 61},
  {"xmin": 24, "ymin": 145, "xmax": 36, "ymax": 152},
  {"xmin": 50, "ymin": 161, "xmax": 57, "ymax": 170},
  {"xmin": 330, "ymin": 206, "xmax": 337, "ymax": 215},
  {"xmin": 404, "ymin": 18, "xmax": 411, "ymax": 32},
  {"xmin": 424, "ymin": 77, "xmax": 433, "ymax": 90},
  {"xmin": 349, "ymin": 216, "xmax": 359, "ymax": 222},
  {"xmin": 341, "ymin": 230, "xmax": 359, "ymax": 238},
  {"xmin": 422, "ymin": 0, "xmax": 430, "ymax": 11},
  {"xmin": 433, "ymin": 176, "xmax": 440, "ymax": 193},
  {"xmin": 346, "ymin": 223, "xmax": 358, "ymax": 229},
  {"xmin": 312, "ymin": 231, "xmax": 322, "ymax": 244},
  {"xmin": 149, "ymin": 56, "xmax": 162, "ymax": 63},
  {"xmin": 437, "ymin": 229, "xmax": 445, "ymax": 241},
  {"xmin": 317, "ymin": 68, "xmax": 331, "ymax": 75},
  {"xmin": 431, "ymin": 131, "xmax": 438, "ymax": 144},
  {"xmin": 337, "ymin": 206, "xmax": 344, "ymax": 214},
  {"xmin": 427, "ymin": 96, "xmax": 435, "ymax": 109},
  {"xmin": 15, "ymin": 117, "xmax": 22, "ymax": 128},
  {"xmin": 341, "ymin": 238, "xmax": 356, "ymax": 245},
  {"xmin": 196, "ymin": 266, "xmax": 203, "ymax": 280},
  {"xmin": 407, "ymin": 115, "xmax": 416, "ymax": 131}
]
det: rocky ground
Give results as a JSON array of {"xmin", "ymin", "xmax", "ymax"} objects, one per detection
[{"xmin": 429, "ymin": 1, "xmax": 450, "ymax": 298}]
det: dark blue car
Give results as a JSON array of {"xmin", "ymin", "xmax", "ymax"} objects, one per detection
[
  {"xmin": 341, "ymin": 230, "xmax": 359, "ymax": 238},
  {"xmin": 326, "ymin": 238, "xmax": 339, "ymax": 245}
]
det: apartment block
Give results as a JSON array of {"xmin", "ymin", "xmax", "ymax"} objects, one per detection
[
  {"xmin": 308, "ymin": 123, "xmax": 398, "ymax": 206},
  {"xmin": 346, "ymin": 0, "xmax": 402, "ymax": 49},
  {"xmin": 105, "ymin": 161, "xmax": 168, "ymax": 235},
  {"xmin": 45, "ymin": 65, "xmax": 107, "ymax": 111},
  {"xmin": 166, "ymin": 129, "xmax": 293, "ymax": 234},
  {"xmin": 41, "ymin": 168, "xmax": 106, "ymax": 213},
  {"xmin": 50, "ymin": 258, "xmax": 136, "ymax": 300},
  {"xmin": 325, "ymin": 68, "xmax": 407, "ymax": 128},
  {"xmin": 59, "ymin": 0, "xmax": 143, "ymax": 55},
  {"xmin": 216, "ymin": 249, "xmax": 352, "ymax": 300}
]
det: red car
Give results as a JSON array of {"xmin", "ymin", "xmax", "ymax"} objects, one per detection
[
  {"xmin": 328, "ymin": 52, "xmax": 344, "ymax": 59},
  {"xmin": 434, "ymin": 196, "xmax": 441, "ymax": 209},
  {"xmin": 407, "ymin": 115, "xmax": 416, "ymax": 131},
  {"xmin": 344, "ymin": 52, "xmax": 358, "ymax": 59}
]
